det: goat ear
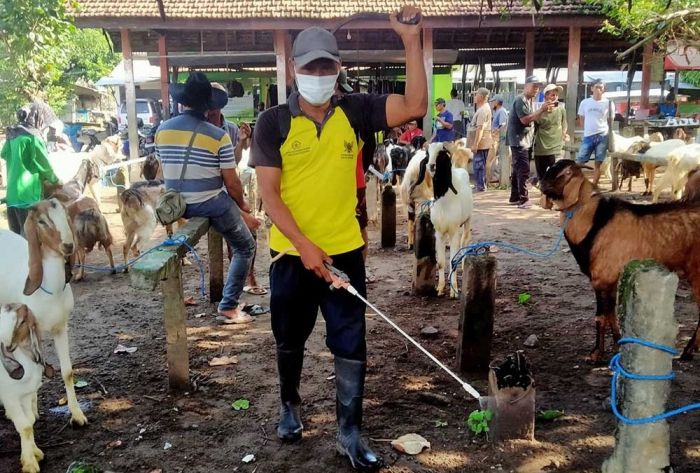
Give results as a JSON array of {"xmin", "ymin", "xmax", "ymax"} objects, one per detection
[
  {"xmin": 65, "ymin": 254, "xmax": 75, "ymax": 285},
  {"xmin": 0, "ymin": 343, "xmax": 24, "ymax": 380},
  {"xmin": 561, "ymin": 173, "xmax": 586, "ymax": 210},
  {"xmin": 23, "ymin": 212, "xmax": 43, "ymax": 296}
]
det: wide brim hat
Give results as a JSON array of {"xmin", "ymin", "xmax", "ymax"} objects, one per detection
[
  {"xmin": 169, "ymin": 73, "xmax": 229, "ymax": 111},
  {"xmin": 543, "ymin": 84, "xmax": 564, "ymax": 95}
]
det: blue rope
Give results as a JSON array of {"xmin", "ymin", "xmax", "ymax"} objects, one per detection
[
  {"xmin": 610, "ymin": 337, "xmax": 700, "ymax": 425},
  {"xmin": 74, "ymin": 235, "xmax": 207, "ymax": 298},
  {"xmin": 382, "ymin": 168, "xmax": 407, "ymax": 182},
  {"xmin": 446, "ymin": 209, "xmax": 575, "ymax": 293}
]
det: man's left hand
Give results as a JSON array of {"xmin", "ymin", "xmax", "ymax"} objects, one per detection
[
  {"xmin": 390, "ymin": 5, "xmax": 423, "ymax": 38},
  {"xmin": 239, "ymin": 122, "xmax": 252, "ymax": 141}
]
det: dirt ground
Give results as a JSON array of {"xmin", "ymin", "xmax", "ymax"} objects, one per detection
[{"xmin": 1, "ymin": 171, "xmax": 700, "ymax": 473}]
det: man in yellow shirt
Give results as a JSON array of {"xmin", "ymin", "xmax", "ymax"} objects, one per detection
[{"xmin": 251, "ymin": 7, "xmax": 427, "ymax": 471}]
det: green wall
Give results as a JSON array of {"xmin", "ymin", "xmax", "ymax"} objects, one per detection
[{"xmin": 433, "ymin": 73, "xmax": 453, "ymax": 117}]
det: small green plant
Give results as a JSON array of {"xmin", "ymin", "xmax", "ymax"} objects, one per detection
[
  {"xmin": 231, "ymin": 399, "xmax": 250, "ymax": 411},
  {"xmin": 537, "ymin": 409, "xmax": 564, "ymax": 421},
  {"xmin": 518, "ymin": 292, "xmax": 532, "ymax": 304},
  {"xmin": 467, "ymin": 409, "xmax": 493, "ymax": 435}
]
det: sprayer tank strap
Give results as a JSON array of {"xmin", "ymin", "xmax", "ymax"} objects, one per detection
[{"xmin": 176, "ymin": 121, "xmax": 205, "ymax": 190}]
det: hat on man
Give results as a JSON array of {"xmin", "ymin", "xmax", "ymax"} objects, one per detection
[
  {"xmin": 488, "ymin": 94, "xmax": 504, "ymax": 104},
  {"xmin": 475, "ymin": 87, "xmax": 490, "ymax": 98},
  {"xmin": 435, "ymin": 97, "xmax": 446, "ymax": 105},
  {"xmin": 338, "ymin": 68, "xmax": 353, "ymax": 94},
  {"xmin": 293, "ymin": 27, "xmax": 341, "ymax": 67},
  {"xmin": 169, "ymin": 73, "xmax": 229, "ymax": 112},
  {"xmin": 542, "ymin": 84, "xmax": 564, "ymax": 95},
  {"xmin": 525, "ymin": 75, "xmax": 543, "ymax": 85}
]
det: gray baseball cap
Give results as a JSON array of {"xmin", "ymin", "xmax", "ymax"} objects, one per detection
[{"xmin": 293, "ymin": 27, "xmax": 341, "ymax": 67}]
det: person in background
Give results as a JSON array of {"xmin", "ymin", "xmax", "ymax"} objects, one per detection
[
  {"xmin": 487, "ymin": 94, "xmax": 508, "ymax": 183},
  {"xmin": 251, "ymin": 7, "xmax": 427, "ymax": 470},
  {"xmin": 533, "ymin": 84, "xmax": 568, "ymax": 184},
  {"xmin": 433, "ymin": 98, "xmax": 455, "ymax": 143},
  {"xmin": 158, "ymin": 72, "xmax": 259, "ymax": 324},
  {"xmin": 658, "ymin": 93, "xmax": 677, "ymax": 118},
  {"xmin": 397, "ymin": 120, "xmax": 422, "ymax": 145},
  {"xmin": 1, "ymin": 102, "xmax": 61, "ymax": 235},
  {"xmin": 506, "ymin": 75, "xmax": 550, "ymax": 209},
  {"xmin": 467, "ymin": 87, "xmax": 492, "ymax": 192},
  {"xmin": 576, "ymin": 79, "xmax": 614, "ymax": 189},
  {"xmin": 446, "ymin": 88, "xmax": 466, "ymax": 139}
]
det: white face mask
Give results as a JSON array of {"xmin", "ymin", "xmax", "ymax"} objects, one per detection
[{"xmin": 295, "ymin": 72, "xmax": 339, "ymax": 106}]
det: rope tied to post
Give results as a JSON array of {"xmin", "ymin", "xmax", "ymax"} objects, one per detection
[
  {"xmin": 447, "ymin": 209, "xmax": 575, "ymax": 293},
  {"xmin": 610, "ymin": 337, "xmax": 700, "ymax": 425},
  {"xmin": 73, "ymin": 234, "xmax": 207, "ymax": 299}
]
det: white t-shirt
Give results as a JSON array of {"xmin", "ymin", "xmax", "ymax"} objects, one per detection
[
  {"xmin": 446, "ymin": 98, "xmax": 466, "ymax": 120},
  {"xmin": 578, "ymin": 97, "xmax": 612, "ymax": 137}
]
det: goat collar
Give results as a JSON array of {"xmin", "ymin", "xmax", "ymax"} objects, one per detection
[{"xmin": 561, "ymin": 204, "xmax": 580, "ymax": 222}]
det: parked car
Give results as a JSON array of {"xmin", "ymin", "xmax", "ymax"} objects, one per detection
[{"xmin": 117, "ymin": 99, "xmax": 162, "ymax": 129}]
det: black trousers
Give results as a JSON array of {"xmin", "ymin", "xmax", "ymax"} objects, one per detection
[
  {"xmin": 534, "ymin": 154, "xmax": 557, "ymax": 182},
  {"xmin": 7, "ymin": 207, "xmax": 29, "ymax": 236},
  {"xmin": 509, "ymin": 146, "xmax": 530, "ymax": 204},
  {"xmin": 270, "ymin": 248, "xmax": 368, "ymax": 361}
]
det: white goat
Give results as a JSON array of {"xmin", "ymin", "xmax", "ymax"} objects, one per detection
[
  {"xmin": 400, "ymin": 148, "xmax": 432, "ymax": 250},
  {"xmin": 0, "ymin": 304, "xmax": 49, "ymax": 473},
  {"xmin": 652, "ymin": 143, "xmax": 700, "ymax": 202},
  {"xmin": 412, "ymin": 142, "xmax": 473, "ymax": 298},
  {"xmin": 0, "ymin": 199, "xmax": 88, "ymax": 427}
]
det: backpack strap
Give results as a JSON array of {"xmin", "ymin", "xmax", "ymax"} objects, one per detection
[{"xmin": 177, "ymin": 121, "xmax": 205, "ymax": 191}]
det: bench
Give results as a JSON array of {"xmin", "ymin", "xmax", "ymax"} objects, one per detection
[{"xmin": 130, "ymin": 217, "xmax": 224, "ymax": 391}]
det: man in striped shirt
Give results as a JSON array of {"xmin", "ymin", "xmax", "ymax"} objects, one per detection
[{"xmin": 156, "ymin": 72, "xmax": 260, "ymax": 324}]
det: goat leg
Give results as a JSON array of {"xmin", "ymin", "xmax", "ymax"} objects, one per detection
[
  {"xmin": 435, "ymin": 233, "xmax": 447, "ymax": 297},
  {"xmin": 54, "ymin": 329, "xmax": 88, "ymax": 426},
  {"xmin": 680, "ymin": 279, "xmax": 700, "ymax": 360},
  {"xmin": 448, "ymin": 231, "xmax": 462, "ymax": 299},
  {"xmin": 105, "ymin": 245, "xmax": 116, "ymax": 274},
  {"xmin": 5, "ymin": 398, "xmax": 42, "ymax": 473},
  {"xmin": 588, "ymin": 289, "xmax": 615, "ymax": 363}
]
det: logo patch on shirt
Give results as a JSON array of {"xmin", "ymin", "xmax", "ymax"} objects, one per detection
[
  {"xmin": 341, "ymin": 140, "xmax": 355, "ymax": 160},
  {"xmin": 287, "ymin": 139, "xmax": 311, "ymax": 157}
]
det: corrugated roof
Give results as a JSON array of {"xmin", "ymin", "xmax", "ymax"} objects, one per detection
[{"xmin": 74, "ymin": 0, "xmax": 598, "ymax": 19}]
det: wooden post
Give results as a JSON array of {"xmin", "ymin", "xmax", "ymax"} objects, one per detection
[
  {"xmin": 413, "ymin": 213, "xmax": 437, "ymax": 296},
  {"xmin": 498, "ymin": 143, "xmax": 511, "ymax": 189},
  {"xmin": 603, "ymin": 261, "xmax": 678, "ymax": 473},
  {"xmin": 457, "ymin": 255, "xmax": 496, "ymax": 375},
  {"xmin": 121, "ymin": 29, "xmax": 139, "ymax": 167},
  {"xmin": 274, "ymin": 30, "xmax": 291, "ymax": 105},
  {"xmin": 158, "ymin": 34, "xmax": 170, "ymax": 119},
  {"xmin": 566, "ymin": 26, "xmax": 581, "ymax": 146},
  {"xmin": 525, "ymin": 31, "xmax": 535, "ymax": 78},
  {"xmin": 366, "ymin": 176, "xmax": 378, "ymax": 224},
  {"xmin": 423, "ymin": 28, "xmax": 434, "ymax": 135},
  {"xmin": 207, "ymin": 228, "xmax": 224, "ymax": 303},
  {"xmin": 161, "ymin": 259, "xmax": 190, "ymax": 391},
  {"xmin": 641, "ymin": 42, "xmax": 653, "ymax": 111},
  {"xmin": 380, "ymin": 184, "xmax": 396, "ymax": 248}
]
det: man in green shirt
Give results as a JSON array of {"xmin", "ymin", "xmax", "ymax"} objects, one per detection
[
  {"xmin": 1, "ymin": 103, "xmax": 60, "ymax": 235},
  {"xmin": 533, "ymin": 84, "xmax": 568, "ymax": 184}
]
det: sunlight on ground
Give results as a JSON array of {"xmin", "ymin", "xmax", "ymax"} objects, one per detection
[
  {"xmin": 684, "ymin": 444, "xmax": 700, "ymax": 459},
  {"xmin": 401, "ymin": 375, "xmax": 435, "ymax": 391},
  {"xmin": 98, "ymin": 397, "xmax": 134, "ymax": 413},
  {"xmin": 415, "ymin": 449, "xmax": 470, "ymax": 470}
]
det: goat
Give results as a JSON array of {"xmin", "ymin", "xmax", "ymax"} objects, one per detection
[
  {"xmin": 385, "ymin": 142, "xmax": 410, "ymax": 185},
  {"xmin": 50, "ymin": 159, "xmax": 99, "ymax": 204},
  {"xmin": 67, "ymin": 197, "xmax": 116, "ymax": 281},
  {"xmin": 652, "ymin": 144, "xmax": 700, "ymax": 202},
  {"xmin": 0, "ymin": 304, "xmax": 51, "ymax": 473},
  {"xmin": 141, "ymin": 154, "xmax": 162, "ymax": 181},
  {"xmin": 412, "ymin": 142, "xmax": 473, "ymax": 298},
  {"xmin": 683, "ymin": 169, "xmax": 700, "ymax": 203},
  {"xmin": 0, "ymin": 199, "xmax": 88, "ymax": 426},
  {"xmin": 400, "ymin": 147, "xmax": 432, "ymax": 250},
  {"xmin": 119, "ymin": 180, "xmax": 165, "ymax": 271},
  {"xmin": 444, "ymin": 141, "xmax": 473, "ymax": 171},
  {"xmin": 540, "ymin": 159, "xmax": 700, "ymax": 362}
]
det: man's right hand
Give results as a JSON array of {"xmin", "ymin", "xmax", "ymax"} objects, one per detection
[
  {"xmin": 241, "ymin": 211, "xmax": 260, "ymax": 231},
  {"xmin": 297, "ymin": 240, "xmax": 333, "ymax": 282}
]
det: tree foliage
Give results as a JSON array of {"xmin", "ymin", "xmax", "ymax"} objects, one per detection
[
  {"xmin": 0, "ymin": 1, "xmax": 119, "ymax": 126},
  {"xmin": 681, "ymin": 71, "xmax": 700, "ymax": 87},
  {"xmin": 590, "ymin": 0, "xmax": 700, "ymax": 54}
]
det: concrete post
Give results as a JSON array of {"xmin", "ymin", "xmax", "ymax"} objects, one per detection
[{"xmin": 602, "ymin": 261, "xmax": 678, "ymax": 473}]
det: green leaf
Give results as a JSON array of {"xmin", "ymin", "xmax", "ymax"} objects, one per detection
[
  {"xmin": 518, "ymin": 293, "xmax": 532, "ymax": 304},
  {"xmin": 74, "ymin": 379, "xmax": 89, "ymax": 389},
  {"xmin": 537, "ymin": 409, "xmax": 565, "ymax": 421},
  {"xmin": 65, "ymin": 462, "xmax": 101, "ymax": 473},
  {"xmin": 231, "ymin": 399, "xmax": 250, "ymax": 411},
  {"xmin": 467, "ymin": 409, "xmax": 493, "ymax": 435}
]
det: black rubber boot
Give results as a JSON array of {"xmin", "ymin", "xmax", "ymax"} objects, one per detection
[
  {"xmin": 335, "ymin": 357, "xmax": 381, "ymax": 472},
  {"xmin": 277, "ymin": 349, "xmax": 304, "ymax": 442}
]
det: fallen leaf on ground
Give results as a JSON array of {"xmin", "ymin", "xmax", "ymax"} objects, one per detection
[
  {"xmin": 74, "ymin": 379, "xmax": 89, "ymax": 389},
  {"xmin": 242, "ymin": 454, "xmax": 255, "ymax": 463},
  {"xmin": 434, "ymin": 420, "xmax": 448, "ymax": 428},
  {"xmin": 232, "ymin": 399, "xmax": 250, "ymax": 411},
  {"xmin": 184, "ymin": 296, "xmax": 197, "ymax": 306},
  {"xmin": 518, "ymin": 292, "xmax": 532, "ymax": 304},
  {"xmin": 391, "ymin": 433, "xmax": 431, "ymax": 455},
  {"xmin": 209, "ymin": 355, "xmax": 239, "ymax": 367},
  {"xmin": 57, "ymin": 397, "xmax": 67, "ymax": 406},
  {"xmin": 194, "ymin": 312, "xmax": 206, "ymax": 318},
  {"xmin": 114, "ymin": 344, "xmax": 137, "ymax": 354},
  {"xmin": 107, "ymin": 440, "xmax": 123, "ymax": 449}
]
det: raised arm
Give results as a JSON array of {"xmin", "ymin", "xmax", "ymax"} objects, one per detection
[{"xmin": 385, "ymin": 6, "xmax": 428, "ymax": 128}]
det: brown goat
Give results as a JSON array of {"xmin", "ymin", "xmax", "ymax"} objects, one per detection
[
  {"xmin": 540, "ymin": 159, "xmax": 700, "ymax": 362},
  {"xmin": 141, "ymin": 155, "xmax": 162, "ymax": 181},
  {"xmin": 683, "ymin": 169, "xmax": 700, "ymax": 203},
  {"xmin": 119, "ymin": 180, "xmax": 167, "ymax": 271},
  {"xmin": 51, "ymin": 159, "xmax": 100, "ymax": 204},
  {"xmin": 67, "ymin": 197, "xmax": 115, "ymax": 281}
]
